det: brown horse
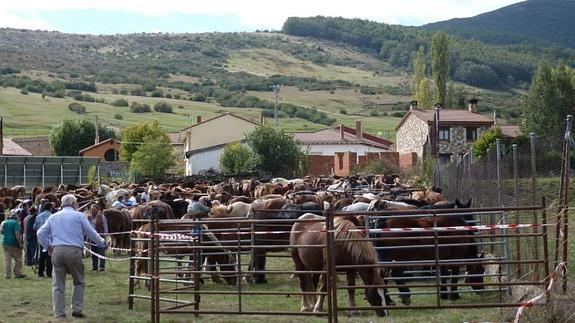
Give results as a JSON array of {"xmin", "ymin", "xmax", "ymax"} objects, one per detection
[
  {"xmin": 102, "ymin": 209, "xmax": 132, "ymax": 251},
  {"xmin": 136, "ymin": 206, "xmax": 237, "ymax": 288},
  {"xmin": 291, "ymin": 213, "xmax": 387, "ymax": 317},
  {"xmin": 375, "ymin": 214, "xmax": 485, "ymax": 305}
]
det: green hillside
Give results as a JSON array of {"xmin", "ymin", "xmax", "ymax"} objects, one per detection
[
  {"xmin": 423, "ymin": 0, "xmax": 575, "ymax": 49},
  {"xmin": 0, "ymin": 23, "xmax": 536, "ymax": 141}
]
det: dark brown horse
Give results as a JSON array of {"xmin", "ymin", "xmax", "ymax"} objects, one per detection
[
  {"xmin": 375, "ymin": 214, "xmax": 485, "ymax": 305},
  {"xmin": 102, "ymin": 209, "xmax": 132, "ymax": 251},
  {"xmin": 136, "ymin": 207, "xmax": 237, "ymax": 288},
  {"xmin": 291, "ymin": 213, "xmax": 387, "ymax": 317}
]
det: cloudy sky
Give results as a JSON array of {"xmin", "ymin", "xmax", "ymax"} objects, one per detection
[{"xmin": 0, "ymin": 0, "xmax": 525, "ymax": 34}]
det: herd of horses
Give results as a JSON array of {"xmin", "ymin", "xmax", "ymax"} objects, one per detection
[{"xmin": 0, "ymin": 175, "xmax": 489, "ymax": 317}]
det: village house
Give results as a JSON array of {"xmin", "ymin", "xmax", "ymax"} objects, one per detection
[
  {"xmin": 293, "ymin": 122, "xmax": 397, "ymax": 176},
  {"xmin": 179, "ymin": 113, "xmax": 259, "ymax": 175},
  {"xmin": 395, "ymin": 100, "xmax": 494, "ymax": 163}
]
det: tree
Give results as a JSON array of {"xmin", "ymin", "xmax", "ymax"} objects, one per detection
[
  {"xmin": 49, "ymin": 118, "xmax": 116, "ymax": 156},
  {"xmin": 411, "ymin": 46, "xmax": 432, "ymax": 108},
  {"xmin": 522, "ymin": 63, "xmax": 575, "ymax": 140},
  {"xmin": 431, "ymin": 32, "xmax": 450, "ymax": 107},
  {"xmin": 419, "ymin": 78, "xmax": 433, "ymax": 109},
  {"xmin": 245, "ymin": 126, "xmax": 307, "ymax": 177},
  {"xmin": 472, "ymin": 127, "xmax": 502, "ymax": 158},
  {"xmin": 220, "ymin": 141, "xmax": 258, "ymax": 174},
  {"xmin": 120, "ymin": 121, "xmax": 169, "ymax": 162},
  {"xmin": 130, "ymin": 136, "xmax": 176, "ymax": 178},
  {"xmin": 153, "ymin": 102, "xmax": 173, "ymax": 113}
]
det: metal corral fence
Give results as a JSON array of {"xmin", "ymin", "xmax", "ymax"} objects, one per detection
[
  {"xmin": 128, "ymin": 203, "xmax": 555, "ymax": 323},
  {"xmin": 433, "ymin": 116, "xmax": 573, "ymax": 294},
  {"xmin": 0, "ymin": 156, "xmax": 101, "ymax": 189}
]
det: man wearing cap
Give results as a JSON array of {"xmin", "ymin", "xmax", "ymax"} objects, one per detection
[
  {"xmin": 37, "ymin": 194, "xmax": 106, "ymax": 319},
  {"xmin": 1, "ymin": 210, "xmax": 26, "ymax": 279}
]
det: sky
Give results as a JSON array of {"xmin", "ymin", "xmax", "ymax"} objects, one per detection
[{"xmin": 0, "ymin": 0, "xmax": 525, "ymax": 34}]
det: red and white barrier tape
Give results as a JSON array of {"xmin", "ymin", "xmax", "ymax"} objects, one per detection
[
  {"xmin": 83, "ymin": 246, "xmax": 132, "ymax": 262},
  {"xmin": 127, "ymin": 223, "xmax": 549, "ymax": 241},
  {"xmin": 513, "ymin": 262, "xmax": 567, "ymax": 323}
]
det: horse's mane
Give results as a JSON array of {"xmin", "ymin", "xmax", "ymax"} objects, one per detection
[{"xmin": 333, "ymin": 218, "xmax": 378, "ymax": 265}]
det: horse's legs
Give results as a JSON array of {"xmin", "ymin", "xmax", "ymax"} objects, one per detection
[
  {"xmin": 392, "ymin": 268, "xmax": 411, "ymax": 305},
  {"xmin": 313, "ymin": 273, "xmax": 327, "ymax": 313},
  {"xmin": 297, "ymin": 273, "xmax": 316, "ymax": 312},
  {"xmin": 449, "ymin": 267, "xmax": 461, "ymax": 300},
  {"xmin": 254, "ymin": 251, "xmax": 267, "ymax": 284},
  {"xmin": 440, "ymin": 267, "xmax": 449, "ymax": 299},
  {"xmin": 346, "ymin": 271, "xmax": 360, "ymax": 316},
  {"xmin": 205, "ymin": 256, "xmax": 223, "ymax": 283}
]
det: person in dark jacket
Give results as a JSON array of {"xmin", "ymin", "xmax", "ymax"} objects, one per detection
[{"xmin": 23, "ymin": 206, "xmax": 38, "ymax": 266}]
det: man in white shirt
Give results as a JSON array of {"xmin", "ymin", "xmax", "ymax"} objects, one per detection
[{"xmin": 111, "ymin": 196, "xmax": 125, "ymax": 210}]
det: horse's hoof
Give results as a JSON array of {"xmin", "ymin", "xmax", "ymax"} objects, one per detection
[
  {"xmin": 449, "ymin": 294, "xmax": 461, "ymax": 301},
  {"xmin": 348, "ymin": 310, "xmax": 361, "ymax": 316},
  {"xmin": 400, "ymin": 297, "xmax": 411, "ymax": 306},
  {"xmin": 300, "ymin": 307, "xmax": 311, "ymax": 312}
]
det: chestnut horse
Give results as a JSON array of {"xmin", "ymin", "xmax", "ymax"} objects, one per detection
[{"xmin": 291, "ymin": 213, "xmax": 387, "ymax": 317}]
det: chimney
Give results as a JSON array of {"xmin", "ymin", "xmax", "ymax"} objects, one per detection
[
  {"xmin": 355, "ymin": 121, "xmax": 362, "ymax": 140},
  {"xmin": 95, "ymin": 116, "xmax": 100, "ymax": 144},
  {"xmin": 339, "ymin": 124, "xmax": 345, "ymax": 140},
  {"xmin": 196, "ymin": 115, "xmax": 202, "ymax": 123},
  {"xmin": 468, "ymin": 99, "xmax": 479, "ymax": 113},
  {"xmin": 409, "ymin": 100, "xmax": 418, "ymax": 110},
  {"xmin": 493, "ymin": 110, "xmax": 497, "ymax": 126}
]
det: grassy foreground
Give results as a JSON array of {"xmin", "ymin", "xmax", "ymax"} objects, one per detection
[{"xmin": 0, "ymin": 241, "xmax": 527, "ymax": 323}]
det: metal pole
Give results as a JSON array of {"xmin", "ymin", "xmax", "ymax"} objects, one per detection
[
  {"xmin": 512, "ymin": 144, "xmax": 521, "ymax": 277},
  {"xmin": 562, "ymin": 115, "xmax": 572, "ymax": 293},
  {"xmin": 4, "ymin": 163, "xmax": 7, "ymax": 187},
  {"xmin": 128, "ymin": 232, "xmax": 135, "ymax": 310},
  {"xmin": 530, "ymin": 133, "xmax": 539, "ymax": 280},
  {"xmin": 325, "ymin": 205, "xmax": 336, "ymax": 323},
  {"xmin": 78, "ymin": 163, "xmax": 82, "ymax": 186},
  {"xmin": 41, "ymin": 163, "xmax": 45, "ymax": 187},
  {"xmin": 496, "ymin": 139, "xmax": 503, "ymax": 208},
  {"xmin": 23, "ymin": 160, "xmax": 26, "ymax": 188},
  {"xmin": 60, "ymin": 163, "xmax": 64, "ymax": 185},
  {"xmin": 97, "ymin": 162, "xmax": 101, "ymax": 184},
  {"xmin": 541, "ymin": 197, "xmax": 550, "ymax": 302}
]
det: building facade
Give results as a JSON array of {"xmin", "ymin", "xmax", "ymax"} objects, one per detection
[
  {"xmin": 395, "ymin": 102, "xmax": 494, "ymax": 162},
  {"xmin": 180, "ymin": 113, "xmax": 259, "ymax": 175}
]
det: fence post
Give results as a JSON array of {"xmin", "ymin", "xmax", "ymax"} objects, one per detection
[
  {"xmin": 562, "ymin": 115, "xmax": 572, "ymax": 293},
  {"xmin": 530, "ymin": 133, "xmax": 540, "ymax": 280},
  {"xmin": 512, "ymin": 144, "xmax": 521, "ymax": 277},
  {"xmin": 128, "ymin": 232, "xmax": 135, "ymax": 310},
  {"xmin": 467, "ymin": 152, "xmax": 474, "ymax": 205},
  {"xmin": 496, "ymin": 139, "xmax": 503, "ymax": 208},
  {"xmin": 325, "ymin": 205, "xmax": 336, "ymax": 323}
]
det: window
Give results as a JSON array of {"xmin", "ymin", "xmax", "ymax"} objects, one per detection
[
  {"xmin": 466, "ymin": 127, "xmax": 478, "ymax": 141},
  {"xmin": 438, "ymin": 153, "xmax": 452, "ymax": 163},
  {"xmin": 439, "ymin": 127, "xmax": 450, "ymax": 141},
  {"xmin": 104, "ymin": 149, "xmax": 118, "ymax": 161}
]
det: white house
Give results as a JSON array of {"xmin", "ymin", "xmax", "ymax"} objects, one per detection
[{"xmin": 179, "ymin": 113, "xmax": 259, "ymax": 175}]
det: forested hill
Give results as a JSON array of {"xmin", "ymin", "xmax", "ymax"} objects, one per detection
[
  {"xmin": 282, "ymin": 16, "xmax": 575, "ymax": 90},
  {"xmin": 423, "ymin": 0, "xmax": 575, "ymax": 48}
]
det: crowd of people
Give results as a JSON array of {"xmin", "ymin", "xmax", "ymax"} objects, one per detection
[{"xmin": 1, "ymin": 194, "xmax": 108, "ymax": 319}]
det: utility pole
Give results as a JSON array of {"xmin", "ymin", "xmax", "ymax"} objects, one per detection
[
  {"xmin": 0, "ymin": 117, "xmax": 3, "ymax": 155},
  {"xmin": 271, "ymin": 84, "xmax": 282, "ymax": 127},
  {"xmin": 95, "ymin": 116, "xmax": 100, "ymax": 144}
]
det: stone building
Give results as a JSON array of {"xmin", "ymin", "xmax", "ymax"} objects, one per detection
[{"xmin": 395, "ymin": 100, "xmax": 494, "ymax": 163}]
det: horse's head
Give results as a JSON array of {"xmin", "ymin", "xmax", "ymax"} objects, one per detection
[
  {"xmin": 465, "ymin": 251, "xmax": 485, "ymax": 293},
  {"xmin": 363, "ymin": 268, "xmax": 388, "ymax": 317},
  {"xmin": 455, "ymin": 198, "xmax": 472, "ymax": 208}
]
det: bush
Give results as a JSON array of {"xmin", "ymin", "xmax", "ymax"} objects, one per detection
[
  {"xmin": 220, "ymin": 142, "xmax": 258, "ymax": 174},
  {"xmin": 130, "ymin": 102, "xmax": 151, "ymax": 113},
  {"xmin": 114, "ymin": 113, "xmax": 123, "ymax": 120},
  {"xmin": 472, "ymin": 127, "xmax": 502, "ymax": 158},
  {"xmin": 339, "ymin": 109, "xmax": 347, "ymax": 114},
  {"xmin": 111, "ymin": 98, "xmax": 129, "ymax": 107},
  {"xmin": 20, "ymin": 88, "xmax": 28, "ymax": 95},
  {"xmin": 190, "ymin": 93, "xmax": 206, "ymax": 102},
  {"xmin": 68, "ymin": 102, "xmax": 86, "ymax": 114},
  {"xmin": 165, "ymin": 93, "xmax": 172, "ymax": 99},
  {"xmin": 150, "ymin": 89, "xmax": 163, "ymax": 98},
  {"xmin": 369, "ymin": 110, "xmax": 379, "ymax": 117},
  {"xmin": 153, "ymin": 102, "xmax": 173, "ymax": 113},
  {"xmin": 391, "ymin": 111, "xmax": 405, "ymax": 118}
]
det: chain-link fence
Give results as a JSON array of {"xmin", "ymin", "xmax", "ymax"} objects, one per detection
[{"xmin": 433, "ymin": 116, "xmax": 573, "ymax": 291}]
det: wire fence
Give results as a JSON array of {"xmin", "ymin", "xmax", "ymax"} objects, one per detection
[{"xmin": 433, "ymin": 116, "xmax": 573, "ymax": 293}]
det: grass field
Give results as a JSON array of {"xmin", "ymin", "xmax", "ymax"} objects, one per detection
[
  {"xmin": 0, "ymin": 86, "xmax": 401, "ymax": 139},
  {"xmin": 4, "ymin": 232, "xmax": 570, "ymax": 323}
]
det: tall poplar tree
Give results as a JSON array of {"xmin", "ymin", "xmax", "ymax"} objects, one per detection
[
  {"xmin": 411, "ymin": 46, "xmax": 432, "ymax": 108},
  {"xmin": 431, "ymin": 32, "xmax": 450, "ymax": 108}
]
